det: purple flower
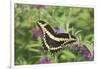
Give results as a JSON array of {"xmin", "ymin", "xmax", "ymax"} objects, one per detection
[
  {"xmin": 32, "ymin": 26, "xmax": 43, "ymax": 40},
  {"xmin": 39, "ymin": 56, "xmax": 51, "ymax": 64},
  {"xmin": 54, "ymin": 27, "xmax": 64, "ymax": 34},
  {"xmin": 71, "ymin": 42, "xmax": 93, "ymax": 60},
  {"xmin": 79, "ymin": 46, "xmax": 92, "ymax": 60}
]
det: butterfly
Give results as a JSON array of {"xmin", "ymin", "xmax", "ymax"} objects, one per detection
[{"xmin": 37, "ymin": 20, "xmax": 77, "ymax": 54}]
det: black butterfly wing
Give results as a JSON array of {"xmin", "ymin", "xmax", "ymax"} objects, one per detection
[
  {"xmin": 56, "ymin": 33, "xmax": 76, "ymax": 39},
  {"xmin": 45, "ymin": 33, "xmax": 64, "ymax": 48},
  {"xmin": 56, "ymin": 33, "xmax": 77, "ymax": 44},
  {"xmin": 43, "ymin": 33, "xmax": 64, "ymax": 53}
]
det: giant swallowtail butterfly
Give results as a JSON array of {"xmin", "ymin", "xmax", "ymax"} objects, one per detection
[{"xmin": 37, "ymin": 20, "xmax": 77, "ymax": 54}]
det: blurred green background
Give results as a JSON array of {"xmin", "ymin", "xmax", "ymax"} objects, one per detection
[{"xmin": 14, "ymin": 4, "xmax": 94, "ymax": 65}]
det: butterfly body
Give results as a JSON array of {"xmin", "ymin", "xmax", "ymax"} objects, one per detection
[{"xmin": 37, "ymin": 20, "xmax": 77, "ymax": 54}]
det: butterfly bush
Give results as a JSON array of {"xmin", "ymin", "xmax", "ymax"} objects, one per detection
[{"xmin": 32, "ymin": 26, "xmax": 93, "ymax": 61}]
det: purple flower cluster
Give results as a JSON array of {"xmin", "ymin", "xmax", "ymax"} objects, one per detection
[
  {"xmin": 54, "ymin": 27, "xmax": 64, "ymax": 34},
  {"xmin": 79, "ymin": 46, "xmax": 91, "ymax": 60},
  {"xmin": 32, "ymin": 26, "xmax": 43, "ymax": 40},
  {"xmin": 39, "ymin": 56, "xmax": 51, "ymax": 64},
  {"xmin": 71, "ymin": 42, "xmax": 93, "ymax": 60}
]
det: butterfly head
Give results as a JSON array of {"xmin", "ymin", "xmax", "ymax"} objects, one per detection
[
  {"xmin": 67, "ymin": 34, "xmax": 77, "ymax": 44},
  {"xmin": 37, "ymin": 20, "xmax": 47, "ymax": 28}
]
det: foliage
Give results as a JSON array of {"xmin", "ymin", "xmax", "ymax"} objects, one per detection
[{"xmin": 14, "ymin": 4, "xmax": 94, "ymax": 65}]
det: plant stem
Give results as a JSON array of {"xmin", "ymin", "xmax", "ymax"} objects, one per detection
[{"xmin": 54, "ymin": 55, "xmax": 58, "ymax": 63}]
